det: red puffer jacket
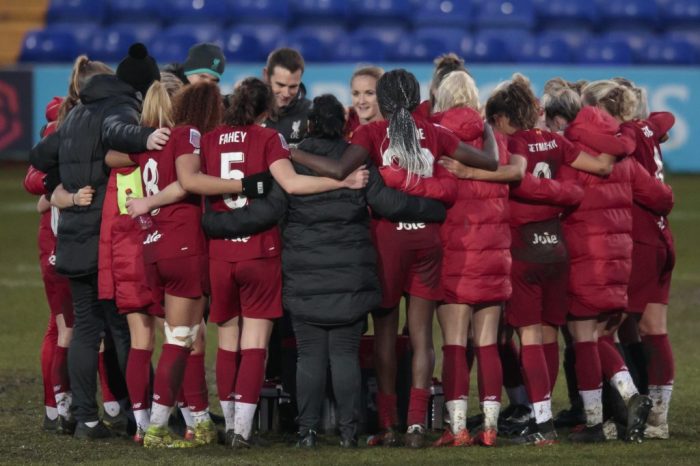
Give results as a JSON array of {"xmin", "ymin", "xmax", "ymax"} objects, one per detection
[
  {"xmin": 97, "ymin": 167, "xmax": 155, "ymax": 312},
  {"xmin": 561, "ymin": 107, "xmax": 674, "ymax": 313},
  {"xmin": 430, "ymin": 107, "xmax": 512, "ymax": 303},
  {"xmin": 24, "ymin": 97, "xmax": 63, "ymax": 271}
]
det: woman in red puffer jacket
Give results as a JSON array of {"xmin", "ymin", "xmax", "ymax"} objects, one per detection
[{"xmin": 544, "ymin": 80, "xmax": 674, "ymax": 443}]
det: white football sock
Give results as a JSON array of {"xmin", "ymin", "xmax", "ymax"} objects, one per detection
[
  {"xmin": 84, "ymin": 420, "xmax": 99, "ymax": 428},
  {"xmin": 648, "ymin": 385, "xmax": 673, "ymax": 426},
  {"xmin": 220, "ymin": 400, "xmax": 236, "ymax": 431},
  {"xmin": 579, "ymin": 389, "xmax": 603, "ymax": 426},
  {"xmin": 233, "ymin": 402, "xmax": 257, "ymax": 440},
  {"xmin": 55, "ymin": 392, "xmax": 72, "ymax": 419},
  {"xmin": 191, "ymin": 408, "xmax": 211, "ymax": 425},
  {"xmin": 103, "ymin": 400, "xmax": 121, "ymax": 417},
  {"xmin": 482, "ymin": 401, "xmax": 501, "ymax": 430},
  {"xmin": 133, "ymin": 409, "xmax": 150, "ymax": 431},
  {"xmin": 610, "ymin": 370, "xmax": 638, "ymax": 403},
  {"xmin": 532, "ymin": 400, "xmax": 553, "ymax": 424},
  {"xmin": 446, "ymin": 399, "xmax": 467, "ymax": 434},
  {"xmin": 150, "ymin": 402, "xmax": 172, "ymax": 428},
  {"xmin": 45, "ymin": 406, "xmax": 58, "ymax": 420},
  {"xmin": 179, "ymin": 405, "xmax": 194, "ymax": 428}
]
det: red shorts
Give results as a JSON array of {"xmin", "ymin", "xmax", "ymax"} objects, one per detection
[
  {"xmin": 627, "ymin": 242, "xmax": 674, "ymax": 313},
  {"xmin": 376, "ymin": 243, "xmax": 443, "ymax": 309},
  {"xmin": 506, "ymin": 259, "xmax": 568, "ymax": 328},
  {"xmin": 209, "ymin": 256, "xmax": 283, "ymax": 324},
  {"xmin": 147, "ymin": 255, "xmax": 209, "ymax": 305},
  {"xmin": 117, "ymin": 301, "xmax": 165, "ymax": 318},
  {"xmin": 40, "ymin": 254, "xmax": 74, "ymax": 327}
]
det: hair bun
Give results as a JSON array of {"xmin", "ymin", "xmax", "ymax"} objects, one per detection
[{"xmin": 128, "ymin": 43, "xmax": 148, "ymax": 59}]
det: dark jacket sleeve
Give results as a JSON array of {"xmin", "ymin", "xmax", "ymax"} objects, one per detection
[
  {"xmin": 102, "ymin": 102, "xmax": 154, "ymax": 153},
  {"xmin": 29, "ymin": 130, "xmax": 60, "ymax": 173},
  {"xmin": 201, "ymin": 181, "xmax": 288, "ymax": 239},
  {"xmin": 364, "ymin": 164, "xmax": 446, "ymax": 223}
]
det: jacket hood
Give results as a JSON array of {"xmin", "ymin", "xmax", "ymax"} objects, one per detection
[
  {"xmin": 45, "ymin": 96, "xmax": 63, "ymax": 123},
  {"xmin": 79, "ymin": 74, "xmax": 140, "ymax": 105},
  {"xmin": 432, "ymin": 107, "xmax": 483, "ymax": 143},
  {"xmin": 567, "ymin": 105, "xmax": 620, "ymax": 136}
]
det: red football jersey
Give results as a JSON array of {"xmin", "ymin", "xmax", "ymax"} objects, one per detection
[
  {"xmin": 130, "ymin": 125, "xmax": 206, "ymax": 263},
  {"xmin": 351, "ymin": 114, "xmax": 459, "ymax": 249},
  {"xmin": 200, "ymin": 124, "xmax": 289, "ymax": 262},
  {"xmin": 621, "ymin": 114, "xmax": 674, "ymax": 247},
  {"xmin": 507, "ymin": 129, "xmax": 580, "ymax": 226}
]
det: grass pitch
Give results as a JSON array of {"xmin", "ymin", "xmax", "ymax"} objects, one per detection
[{"xmin": 0, "ymin": 164, "xmax": 698, "ymax": 465}]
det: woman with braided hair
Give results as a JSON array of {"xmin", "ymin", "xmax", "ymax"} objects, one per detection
[{"xmin": 292, "ymin": 69, "xmax": 498, "ymax": 448}]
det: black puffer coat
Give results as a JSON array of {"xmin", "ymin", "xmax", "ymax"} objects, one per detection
[
  {"xmin": 29, "ymin": 74, "xmax": 154, "ymax": 277},
  {"xmin": 202, "ymin": 137, "xmax": 447, "ymax": 326},
  {"xmin": 263, "ymin": 83, "xmax": 311, "ymax": 145}
]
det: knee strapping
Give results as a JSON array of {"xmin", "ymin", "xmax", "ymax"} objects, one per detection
[{"xmin": 164, "ymin": 323, "xmax": 199, "ymax": 348}]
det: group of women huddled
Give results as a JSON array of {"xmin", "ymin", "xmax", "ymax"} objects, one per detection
[{"xmin": 27, "ymin": 41, "xmax": 675, "ymax": 450}]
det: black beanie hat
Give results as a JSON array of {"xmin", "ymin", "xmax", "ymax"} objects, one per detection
[
  {"xmin": 183, "ymin": 43, "xmax": 225, "ymax": 80},
  {"xmin": 117, "ymin": 43, "xmax": 161, "ymax": 96}
]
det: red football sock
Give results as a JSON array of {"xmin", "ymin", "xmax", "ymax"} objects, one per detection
[
  {"xmin": 642, "ymin": 334, "xmax": 675, "ymax": 386},
  {"xmin": 542, "ymin": 342, "xmax": 559, "ymax": 392},
  {"xmin": 574, "ymin": 342, "xmax": 602, "ymax": 391},
  {"xmin": 98, "ymin": 350, "xmax": 117, "ymax": 403},
  {"xmin": 406, "ymin": 387, "xmax": 431, "ymax": 426},
  {"xmin": 183, "ymin": 353, "xmax": 209, "ymax": 412},
  {"xmin": 234, "ymin": 348, "xmax": 266, "ymax": 404},
  {"xmin": 126, "ymin": 349, "xmax": 152, "ymax": 411},
  {"xmin": 598, "ymin": 335, "xmax": 627, "ymax": 380},
  {"xmin": 474, "ymin": 344, "xmax": 503, "ymax": 402},
  {"xmin": 441, "ymin": 345, "xmax": 469, "ymax": 402},
  {"xmin": 216, "ymin": 349, "xmax": 239, "ymax": 402},
  {"xmin": 499, "ymin": 339, "xmax": 522, "ymax": 389},
  {"xmin": 41, "ymin": 317, "xmax": 58, "ymax": 408},
  {"xmin": 520, "ymin": 344, "xmax": 551, "ymax": 403},
  {"xmin": 52, "ymin": 345, "xmax": 70, "ymax": 395},
  {"xmin": 152, "ymin": 344, "xmax": 189, "ymax": 407},
  {"xmin": 376, "ymin": 391, "xmax": 398, "ymax": 429}
]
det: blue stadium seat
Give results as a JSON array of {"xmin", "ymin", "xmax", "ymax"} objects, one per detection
[
  {"xmin": 290, "ymin": 0, "xmax": 349, "ymax": 22},
  {"xmin": 45, "ymin": 22, "xmax": 99, "ymax": 49},
  {"xmin": 603, "ymin": 30, "xmax": 654, "ymax": 61},
  {"xmin": 640, "ymin": 38, "xmax": 697, "ymax": 64},
  {"xmin": 223, "ymin": 30, "xmax": 265, "ymax": 62},
  {"xmin": 160, "ymin": 0, "xmax": 230, "ymax": 25},
  {"xmin": 661, "ymin": 0, "xmax": 700, "ymax": 28},
  {"xmin": 597, "ymin": 0, "xmax": 659, "ymax": 30},
  {"xmin": 534, "ymin": 0, "xmax": 596, "ymax": 29},
  {"xmin": 349, "ymin": 0, "xmax": 412, "ymax": 26},
  {"xmin": 228, "ymin": 23, "xmax": 285, "ymax": 51},
  {"xmin": 86, "ymin": 28, "xmax": 138, "ymax": 62},
  {"xmin": 476, "ymin": 0, "xmax": 535, "ymax": 29},
  {"xmin": 109, "ymin": 22, "xmax": 162, "ymax": 44},
  {"xmin": 514, "ymin": 36, "xmax": 571, "ymax": 63},
  {"xmin": 414, "ymin": 27, "xmax": 470, "ymax": 54},
  {"xmin": 577, "ymin": 38, "xmax": 633, "ymax": 65},
  {"xmin": 667, "ymin": 29, "xmax": 700, "ymax": 54},
  {"xmin": 107, "ymin": 0, "xmax": 162, "ymax": 24},
  {"xmin": 539, "ymin": 28, "xmax": 591, "ymax": 50},
  {"xmin": 150, "ymin": 34, "xmax": 196, "ymax": 64},
  {"xmin": 276, "ymin": 32, "xmax": 328, "ymax": 61},
  {"xmin": 165, "ymin": 23, "xmax": 224, "ymax": 44},
  {"xmin": 20, "ymin": 29, "xmax": 78, "ymax": 63},
  {"xmin": 475, "ymin": 28, "xmax": 533, "ymax": 58},
  {"xmin": 351, "ymin": 25, "xmax": 408, "ymax": 48},
  {"xmin": 46, "ymin": 0, "xmax": 106, "ymax": 23},
  {"xmin": 464, "ymin": 35, "xmax": 511, "ymax": 63},
  {"xmin": 390, "ymin": 35, "xmax": 451, "ymax": 62},
  {"xmin": 412, "ymin": 0, "xmax": 472, "ymax": 28},
  {"xmin": 333, "ymin": 37, "xmax": 386, "ymax": 62},
  {"xmin": 289, "ymin": 25, "xmax": 347, "ymax": 49},
  {"xmin": 230, "ymin": 0, "xmax": 290, "ymax": 24}
]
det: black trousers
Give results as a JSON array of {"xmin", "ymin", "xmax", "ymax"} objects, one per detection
[
  {"xmin": 68, "ymin": 274, "xmax": 130, "ymax": 422},
  {"xmin": 292, "ymin": 317, "xmax": 364, "ymax": 439}
]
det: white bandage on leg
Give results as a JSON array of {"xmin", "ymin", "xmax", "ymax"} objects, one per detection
[{"xmin": 164, "ymin": 323, "xmax": 199, "ymax": 348}]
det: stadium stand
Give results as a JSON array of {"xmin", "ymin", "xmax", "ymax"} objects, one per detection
[{"xmin": 6, "ymin": 0, "xmax": 700, "ymax": 64}]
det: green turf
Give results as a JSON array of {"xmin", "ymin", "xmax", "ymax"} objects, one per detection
[{"xmin": 1, "ymin": 164, "xmax": 698, "ymax": 464}]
